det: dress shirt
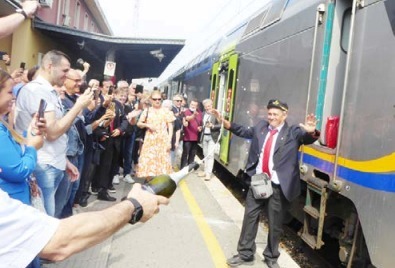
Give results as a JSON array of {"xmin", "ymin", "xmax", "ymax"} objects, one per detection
[{"xmin": 256, "ymin": 123, "xmax": 285, "ymax": 184}]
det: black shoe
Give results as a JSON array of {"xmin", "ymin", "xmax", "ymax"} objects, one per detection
[
  {"xmin": 226, "ymin": 254, "xmax": 254, "ymax": 267},
  {"xmin": 79, "ymin": 193, "xmax": 90, "ymax": 207},
  {"xmin": 108, "ymin": 185, "xmax": 116, "ymax": 193},
  {"xmin": 264, "ymin": 259, "xmax": 280, "ymax": 268},
  {"xmin": 91, "ymin": 187, "xmax": 99, "ymax": 195},
  {"xmin": 98, "ymin": 190, "xmax": 116, "ymax": 202}
]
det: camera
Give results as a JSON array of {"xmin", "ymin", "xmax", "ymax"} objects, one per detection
[{"xmin": 76, "ymin": 58, "xmax": 84, "ymax": 67}]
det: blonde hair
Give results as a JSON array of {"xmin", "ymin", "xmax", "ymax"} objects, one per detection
[{"xmin": 0, "ymin": 117, "xmax": 25, "ymax": 144}]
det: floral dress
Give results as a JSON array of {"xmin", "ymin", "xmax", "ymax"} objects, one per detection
[{"xmin": 136, "ymin": 107, "xmax": 175, "ymax": 177}]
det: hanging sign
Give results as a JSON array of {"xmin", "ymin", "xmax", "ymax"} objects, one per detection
[{"xmin": 104, "ymin": 61, "xmax": 116, "ymax": 76}]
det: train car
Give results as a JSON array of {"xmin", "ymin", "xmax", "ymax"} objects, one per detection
[{"xmin": 161, "ymin": 0, "xmax": 395, "ymax": 267}]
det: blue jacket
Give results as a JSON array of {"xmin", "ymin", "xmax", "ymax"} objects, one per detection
[{"xmin": 0, "ymin": 123, "xmax": 37, "ymax": 204}]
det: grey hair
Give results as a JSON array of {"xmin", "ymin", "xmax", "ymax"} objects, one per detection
[{"xmin": 202, "ymin": 98, "xmax": 212, "ymax": 106}]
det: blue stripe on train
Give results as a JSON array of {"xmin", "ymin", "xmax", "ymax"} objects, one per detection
[{"xmin": 302, "ymin": 154, "xmax": 395, "ymax": 193}]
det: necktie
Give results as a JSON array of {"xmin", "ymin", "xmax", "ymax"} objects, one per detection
[{"xmin": 262, "ymin": 129, "xmax": 278, "ymax": 177}]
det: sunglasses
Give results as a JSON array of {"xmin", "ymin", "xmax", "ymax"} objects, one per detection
[
  {"xmin": 67, "ymin": 77, "xmax": 82, "ymax": 83},
  {"xmin": 152, "ymin": 98, "xmax": 162, "ymax": 101},
  {"xmin": 174, "ymin": 100, "xmax": 182, "ymax": 102}
]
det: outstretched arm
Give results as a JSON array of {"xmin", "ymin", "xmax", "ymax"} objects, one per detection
[
  {"xmin": 211, "ymin": 109, "xmax": 230, "ymax": 129},
  {"xmin": 0, "ymin": 1, "xmax": 40, "ymax": 39},
  {"xmin": 39, "ymin": 184, "xmax": 169, "ymax": 261}
]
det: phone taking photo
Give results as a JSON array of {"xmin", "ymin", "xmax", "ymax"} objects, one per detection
[
  {"xmin": 93, "ymin": 89, "xmax": 100, "ymax": 100},
  {"xmin": 38, "ymin": 99, "xmax": 47, "ymax": 119},
  {"xmin": 0, "ymin": 51, "xmax": 7, "ymax": 60},
  {"xmin": 108, "ymin": 86, "xmax": 114, "ymax": 95},
  {"xmin": 20, "ymin": 62, "xmax": 26, "ymax": 70}
]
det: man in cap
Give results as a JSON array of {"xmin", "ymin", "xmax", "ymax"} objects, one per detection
[{"xmin": 212, "ymin": 99, "xmax": 319, "ymax": 268}]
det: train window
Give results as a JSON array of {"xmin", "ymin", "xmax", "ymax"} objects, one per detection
[
  {"xmin": 243, "ymin": 8, "xmax": 269, "ymax": 37},
  {"xmin": 341, "ymin": 8, "xmax": 352, "ymax": 53},
  {"xmin": 212, "ymin": 74, "xmax": 217, "ymax": 91},
  {"xmin": 228, "ymin": 69, "xmax": 234, "ymax": 89}
]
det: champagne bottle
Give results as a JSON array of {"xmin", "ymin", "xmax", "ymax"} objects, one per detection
[{"xmin": 142, "ymin": 162, "xmax": 199, "ymax": 198}]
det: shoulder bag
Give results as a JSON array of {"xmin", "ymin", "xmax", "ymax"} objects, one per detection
[{"xmin": 250, "ymin": 173, "xmax": 273, "ymax": 199}]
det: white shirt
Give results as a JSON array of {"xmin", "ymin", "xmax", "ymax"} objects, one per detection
[
  {"xmin": 15, "ymin": 76, "xmax": 68, "ymax": 170},
  {"xmin": 203, "ymin": 113, "xmax": 211, "ymax": 134},
  {"xmin": 256, "ymin": 123, "xmax": 284, "ymax": 184},
  {"xmin": 0, "ymin": 189, "xmax": 59, "ymax": 268}
]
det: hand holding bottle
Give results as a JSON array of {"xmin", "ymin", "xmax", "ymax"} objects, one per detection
[
  {"xmin": 143, "ymin": 162, "xmax": 199, "ymax": 198},
  {"xmin": 127, "ymin": 183, "xmax": 169, "ymax": 223}
]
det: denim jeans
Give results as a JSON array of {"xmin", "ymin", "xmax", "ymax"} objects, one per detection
[
  {"xmin": 55, "ymin": 155, "xmax": 82, "ymax": 218},
  {"xmin": 34, "ymin": 163, "xmax": 65, "ymax": 216}
]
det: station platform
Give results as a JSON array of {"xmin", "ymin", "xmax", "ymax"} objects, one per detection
[{"xmin": 43, "ymin": 168, "xmax": 300, "ymax": 268}]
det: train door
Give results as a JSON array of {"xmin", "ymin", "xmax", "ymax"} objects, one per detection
[
  {"xmin": 298, "ymin": 0, "xmax": 353, "ymax": 254},
  {"xmin": 301, "ymin": 0, "xmax": 352, "ymax": 176},
  {"xmin": 210, "ymin": 53, "xmax": 239, "ymax": 164}
]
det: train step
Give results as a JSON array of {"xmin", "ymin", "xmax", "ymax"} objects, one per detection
[
  {"xmin": 300, "ymin": 177, "xmax": 329, "ymax": 250},
  {"xmin": 300, "ymin": 232, "xmax": 318, "ymax": 249},
  {"xmin": 303, "ymin": 205, "xmax": 320, "ymax": 219}
]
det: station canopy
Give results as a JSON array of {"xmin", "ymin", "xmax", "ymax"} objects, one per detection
[{"xmin": 33, "ymin": 20, "xmax": 185, "ymax": 82}]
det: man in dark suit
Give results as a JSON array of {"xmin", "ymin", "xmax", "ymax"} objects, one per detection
[{"xmin": 213, "ymin": 99, "xmax": 319, "ymax": 268}]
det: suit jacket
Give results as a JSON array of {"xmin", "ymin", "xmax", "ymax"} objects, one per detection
[{"xmin": 230, "ymin": 120, "xmax": 319, "ymax": 201}]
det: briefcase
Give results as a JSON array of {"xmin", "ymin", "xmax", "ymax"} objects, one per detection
[{"xmin": 250, "ymin": 173, "xmax": 273, "ymax": 199}]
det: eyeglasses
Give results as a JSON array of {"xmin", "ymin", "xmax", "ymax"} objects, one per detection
[
  {"xmin": 66, "ymin": 77, "xmax": 82, "ymax": 83},
  {"xmin": 174, "ymin": 100, "xmax": 182, "ymax": 102},
  {"xmin": 152, "ymin": 98, "xmax": 162, "ymax": 101}
]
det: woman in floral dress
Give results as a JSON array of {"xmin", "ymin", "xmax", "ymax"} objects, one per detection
[{"xmin": 136, "ymin": 90, "xmax": 175, "ymax": 178}]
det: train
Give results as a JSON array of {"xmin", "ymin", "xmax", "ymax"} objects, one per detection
[{"xmin": 159, "ymin": 0, "xmax": 395, "ymax": 267}]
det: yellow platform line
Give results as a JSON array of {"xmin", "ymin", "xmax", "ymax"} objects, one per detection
[{"xmin": 179, "ymin": 181, "xmax": 227, "ymax": 268}]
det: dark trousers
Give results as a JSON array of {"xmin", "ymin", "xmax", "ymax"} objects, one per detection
[
  {"xmin": 76, "ymin": 142, "xmax": 95, "ymax": 198},
  {"xmin": 181, "ymin": 141, "xmax": 198, "ymax": 168},
  {"xmin": 121, "ymin": 132, "xmax": 135, "ymax": 175},
  {"xmin": 92, "ymin": 137, "xmax": 121, "ymax": 190},
  {"xmin": 237, "ymin": 184, "xmax": 290, "ymax": 261}
]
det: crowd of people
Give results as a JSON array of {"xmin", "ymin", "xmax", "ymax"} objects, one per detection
[
  {"xmin": 0, "ymin": 46, "xmax": 219, "ymax": 267},
  {"xmin": 0, "ymin": 2, "xmax": 322, "ymax": 268},
  {"xmin": 0, "ymin": 2, "xmax": 168, "ymax": 267}
]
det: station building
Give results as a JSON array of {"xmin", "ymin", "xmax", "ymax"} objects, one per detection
[{"xmin": 0, "ymin": 0, "xmax": 185, "ymax": 82}]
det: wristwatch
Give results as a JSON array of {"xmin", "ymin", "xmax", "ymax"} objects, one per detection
[
  {"xmin": 126, "ymin": 198, "xmax": 143, "ymax": 224},
  {"xmin": 15, "ymin": 9, "xmax": 28, "ymax": 20}
]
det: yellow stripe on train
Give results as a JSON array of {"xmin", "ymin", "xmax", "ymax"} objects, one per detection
[{"xmin": 302, "ymin": 146, "xmax": 395, "ymax": 173}]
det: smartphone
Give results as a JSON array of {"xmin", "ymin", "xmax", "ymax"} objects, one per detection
[
  {"xmin": 93, "ymin": 89, "xmax": 100, "ymax": 100},
  {"xmin": 38, "ymin": 99, "xmax": 47, "ymax": 119},
  {"xmin": 135, "ymin": 84, "xmax": 143, "ymax": 94},
  {"xmin": 108, "ymin": 85, "xmax": 114, "ymax": 95},
  {"xmin": 0, "ymin": 51, "xmax": 7, "ymax": 60},
  {"xmin": 20, "ymin": 62, "xmax": 26, "ymax": 70}
]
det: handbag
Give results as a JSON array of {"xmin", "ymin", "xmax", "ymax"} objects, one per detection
[
  {"xmin": 28, "ymin": 176, "xmax": 46, "ymax": 213},
  {"xmin": 250, "ymin": 173, "xmax": 273, "ymax": 199}
]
